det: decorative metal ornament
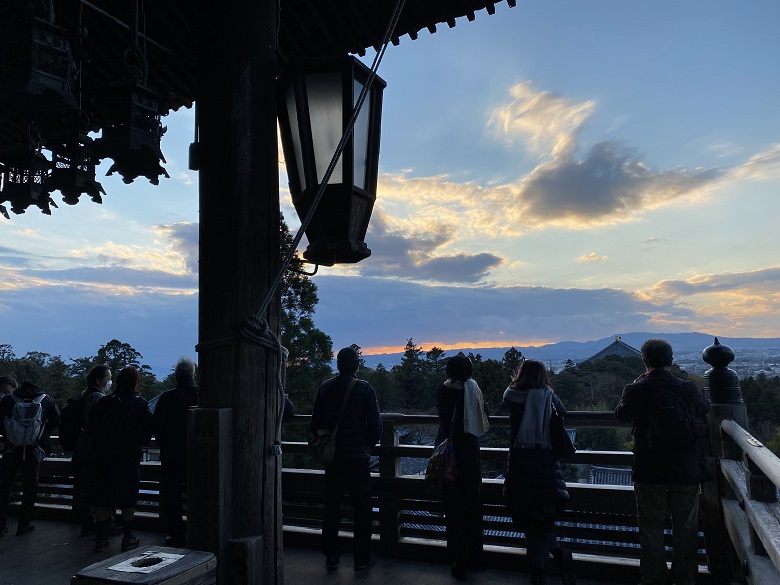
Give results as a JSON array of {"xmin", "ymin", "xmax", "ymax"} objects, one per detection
[
  {"xmin": 0, "ymin": 142, "xmax": 56, "ymax": 215},
  {"xmin": 278, "ymin": 56, "xmax": 386, "ymax": 266},
  {"xmin": 46, "ymin": 133, "xmax": 106, "ymax": 205}
]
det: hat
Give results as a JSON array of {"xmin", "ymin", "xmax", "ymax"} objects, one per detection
[{"xmin": 337, "ymin": 347, "xmax": 360, "ymax": 374}]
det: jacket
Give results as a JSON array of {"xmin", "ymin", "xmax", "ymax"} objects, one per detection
[
  {"xmin": 615, "ymin": 369, "xmax": 711, "ymax": 484},
  {"xmin": 502, "ymin": 388, "xmax": 569, "ymax": 507},
  {"xmin": 0, "ymin": 381, "xmax": 60, "ymax": 455},
  {"xmin": 310, "ymin": 374, "xmax": 381, "ymax": 460},
  {"xmin": 153, "ymin": 382, "xmax": 198, "ymax": 462}
]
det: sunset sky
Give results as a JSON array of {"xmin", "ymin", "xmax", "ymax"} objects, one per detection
[{"xmin": 2, "ymin": 1, "xmax": 780, "ymax": 375}]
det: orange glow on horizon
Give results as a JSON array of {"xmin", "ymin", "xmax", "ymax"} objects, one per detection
[{"xmin": 360, "ymin": 339, "xmax": 554, "ymax": 356}]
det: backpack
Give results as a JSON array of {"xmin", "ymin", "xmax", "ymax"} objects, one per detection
[
  {"xmin": 58, "ymin": 395, "xmax": 83, "ymax": 452},
  {"xmin": 644, "ymin": 378, "xmax": 697, "ymax": 456},
  {"xmin": 4, "ymin": 393, "xmax": 46, "ymax": 448}
]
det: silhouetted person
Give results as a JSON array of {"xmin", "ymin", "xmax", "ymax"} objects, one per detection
[
  {"xmin": 72, "ymin": 364, "xmax": 111, "ymax": 536},
  {"xmin": 615, "ymin": 339, "xmax": 711, "ymax": 585},
  {"xmin": 0, "ymin": 380, "xmax": 59, "ymax": 537},
  {"xmin": 434, "ymin": 353, "xmax": 490, "ymax": 581},
  {"xmin": 310, "ymin": 347, "xmax": 381, "ymax": 571},
  {"xmin": 153, "ymin": 357, "xmax": 198, "ymax": 547},
  {"xmin": 89, "ymin": 366, "xmax": 152, "ymax": 552}
]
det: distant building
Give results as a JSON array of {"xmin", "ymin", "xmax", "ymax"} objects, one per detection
[
  {"xmin": 588, "ymin": 465, "xmax": 632, "ymax": 486},
  {"xmin": 581, "ymin": 335, "xmax": 642, "ymax": 363}
]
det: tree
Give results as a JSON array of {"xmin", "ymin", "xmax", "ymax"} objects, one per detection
[
  {"xmin": 95, "ymin": 339, "xmax": 144, "ymax": 372},
  {"xmin": 280, "ymin": 215, "xmax": 333, "ymax": 413},
  {"xmin": 392, "ymin": 339, "xmax": 427, "ymax": 411}
]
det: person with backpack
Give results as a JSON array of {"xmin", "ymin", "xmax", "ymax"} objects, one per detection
[
  {"xmin": 88, "ymin": 365, "xmax": 152, "ymax": 553},
  {"xmin": 0, "ymin": 380, "xmax": 59, "ymax": 537},
  {"xmin": 615, "ymin": 339, "xmax": 711, "ymax": 585},
  {"xmin": 68, "ymin": 364, "xmax": 112, "ymax": 536}
]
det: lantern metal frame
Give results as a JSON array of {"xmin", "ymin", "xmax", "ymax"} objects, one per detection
[
  {"xmin": 278, "ymin": 56, "xmax": 386, "ymax": 266},
  {"xmin": 0, "ymin": 142, "xmax": 55, "ymax": 215},
  {"xmin": 0, "ymin": 2, "xmax": 78, "ymax": 124},
  {"xmin": 46, "ymin": 133, "xmax": 106, "ymax": 205}
]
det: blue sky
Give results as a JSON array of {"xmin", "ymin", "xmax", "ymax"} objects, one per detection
[{"xmin": 2, "ymin": 1, "xmax": 780, "ymax": 375}]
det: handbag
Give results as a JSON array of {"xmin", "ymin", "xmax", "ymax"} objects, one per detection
[
  {"xmin": 309, "ymin": 378, "xmax": 358, "ymax": 465},
  {"xmin": 550, "ymin": 402, "xmax": 576, "ymax": 460},
  {"xmin": 425, "ymin": 437, "xmax": 457, "ymax": 494},
  {"xmin": 425, "ymin": 407, "xmax": 458, "ymax": 494}
]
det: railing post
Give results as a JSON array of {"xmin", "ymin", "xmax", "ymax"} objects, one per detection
[
  {"xmin": 745, "ymin": 452, "xmax": 777, "ymax": 557},
  {"xmin": 377, "ymin": 417, "xmax": 401, "ymax": 555},
  {"xmin": 700, "ymin": 338, "xmax": 746, "ymax": 583}
]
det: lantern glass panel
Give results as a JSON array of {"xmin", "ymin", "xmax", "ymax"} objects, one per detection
[
  {"xmin": 307, "ymin": 72, "xmax": 344, "ymax": 185},
  {"xmin": 353, "ymin": 78, "xmax": 370, "ymax": 191},
  {"xmin": 284, "ymin": 87, "xmax": 306, "ymax": 192}
]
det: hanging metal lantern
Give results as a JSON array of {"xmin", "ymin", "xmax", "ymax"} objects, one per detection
[
  {"xmin": 0, "ymin": 0, "xmax": 78, "ymax": 124},
  {"xmin": 46, "ymin": 133, "xmax": 106, "ymax": 205},
  {"xmin": 278, "ymin": 56, "xmax": 386, "ymax": 266},
  {"xmin": 92, "ymin": 83, "xmax": 169, "ymax": 185},
  {"xmin": 0, "ymin": 142, "xmax": 56, "ymax": 215}
]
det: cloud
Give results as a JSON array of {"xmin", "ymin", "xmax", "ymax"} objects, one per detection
[
  {"xmin": 730, "ymin": 144, "xmax": 780, "ymax": 181},
  {"xmin": 487, "ymin": 81, "xmax": 595, "ymax": 159},
  {"xmin": 360, "ymin": 211, "xmax": 504, "ymax": 282},
  {"xmin": 646, "ymin": 267, "xmax": 780, "ymax": 338},
  {"xmin": 0, "ymin": 284, "xmax": 198, "ymax": 375},
  {"xmin": 577, "ymin": 253, "xmax": 607, "ymax": 263},
  {"xmin": 495, "ymin": 141, "xmax": 723, "ymax": 231},
  {"xmin": 312, "ymin": 275, "xmax": 692, "ymax": 353},
  {"xmin": 156, "ymin": 222, "xmax": 199, "ymax": 273},
  {"xmin": 653, "ymin": 267, "xmax": 780, "ymax": 299},
  {"xmin": 377, "ymin": 82, "xmax": 731, "ymax": 237}
]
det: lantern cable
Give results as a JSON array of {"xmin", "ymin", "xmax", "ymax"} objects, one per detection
[{"xmin": 235, "ymin": 0, "xmax": 407, "ymax": 457}]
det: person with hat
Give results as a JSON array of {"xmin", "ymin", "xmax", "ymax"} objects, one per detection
[{"xmin": 310, "ymin": 346, "xmax": 382, "ymax": 572}]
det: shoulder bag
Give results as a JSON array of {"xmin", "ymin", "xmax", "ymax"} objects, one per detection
[
  {"xmin": 309, "ymin": 378, "xmax": 358, "ymax": 465},
  {"xmin": 551, "ymin": 401, "xmax": 576, "ymax": 460}
]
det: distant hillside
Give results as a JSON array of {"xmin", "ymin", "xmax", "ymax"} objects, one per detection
[{"xmin": 360, "ymin": 332, "xmax": 780, "ymax": 370}]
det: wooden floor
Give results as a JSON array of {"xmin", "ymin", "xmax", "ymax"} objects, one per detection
[{"xmin": 0, "ymin": 519, "xmax": 609, "ymax": 585}]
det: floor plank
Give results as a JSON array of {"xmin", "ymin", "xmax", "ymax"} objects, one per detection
[{"xmin": 0, "ymin": 520, "xmax": 611, "ymax": 585}]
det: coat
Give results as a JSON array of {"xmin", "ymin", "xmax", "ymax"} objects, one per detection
[
  {"xmin": 89, "ymin": 391, "xmax": 153, "ymax": 508},
  {"xmin": 502, "ymin": 388, "xmax": 569, "ymax": 514},
  {"xmin": 615, "ymin": 369, "xmax": 711, "ymax": 485},
  {"xmin": 310, "ymin": 374, "xmax": 382, "ymax": 460}
]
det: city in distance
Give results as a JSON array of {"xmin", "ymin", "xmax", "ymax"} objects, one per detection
[{"xmin": 358, "ymin": 332, "xmax": 780, "ymax": 379}]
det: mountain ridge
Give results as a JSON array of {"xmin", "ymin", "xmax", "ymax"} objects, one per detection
[{"xmin": 359, "ymin": 332, "xmax": 780, "ymax": 369}]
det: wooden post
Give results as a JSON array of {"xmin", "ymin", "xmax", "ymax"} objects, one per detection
[
  {"xmin": 377, "ymin": 417, "xmax": 401, "ymax": 554},
  {"xmin": 699, "ymin": 338, "xmax": 747, "ymax": 584},
  {"xmin": 192, "ymin": 0, "xmax": 283, "ymax": 584}
]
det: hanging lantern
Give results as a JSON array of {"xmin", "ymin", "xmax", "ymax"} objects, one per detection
[
  {"xmin": 46, "ymin": 133, "xmax": 106, "ymax": 205},
  {"xmin": 0, "ymin": 142, "xmax": 56, "ymax": 215},
  {"xmin": 0, "ymin": 0, "xmax": 78, "ymax": 124},
  {"xmin": 92, "ymin": 83, "xmax": 169, "ymax": 185},
  {"xmin": 278, "ymin": 56, "xmax": 386, "ymax": 266}
]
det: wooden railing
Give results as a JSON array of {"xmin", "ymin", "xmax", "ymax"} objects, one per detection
[
  {"xmin": 715, "ymin": 419, "xmax": 780, "ymax": 583},
  {"xmin": 13, "ymin": 410, "xmax": 780, "ymax": 583}
]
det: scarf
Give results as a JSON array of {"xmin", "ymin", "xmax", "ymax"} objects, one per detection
[
  {"xmin": 504, "ymin": 385, "xmax": 553, "ymax": 449},
  {"xmin": 443, "ymin": 378, "xmax": 490, "ymax": 437}
]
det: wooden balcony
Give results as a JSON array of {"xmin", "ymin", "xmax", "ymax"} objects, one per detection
[{"xmin": 1, "ymin": 411, "xmax": 778, "ymax": 584}]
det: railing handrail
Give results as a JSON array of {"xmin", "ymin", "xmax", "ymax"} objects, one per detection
[
  {"xmin": 283, "ymin": 410, "xmax": 631, "ymax": 429},
  {"xmin": 721, "ymin": 418, "xmax": 780, "ymax": 489}
]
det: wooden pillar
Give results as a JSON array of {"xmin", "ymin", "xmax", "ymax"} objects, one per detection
[
  {"xmin": 377, "ymin": 417, "xmax": 401, "ymax": 554},
  {"xmin": 700, "ymin": 338, "xmax": 747, "ymax": 584},
  {"xmin": 192, "ymin": 0, "xmax": 283, "ymax": 584}
]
